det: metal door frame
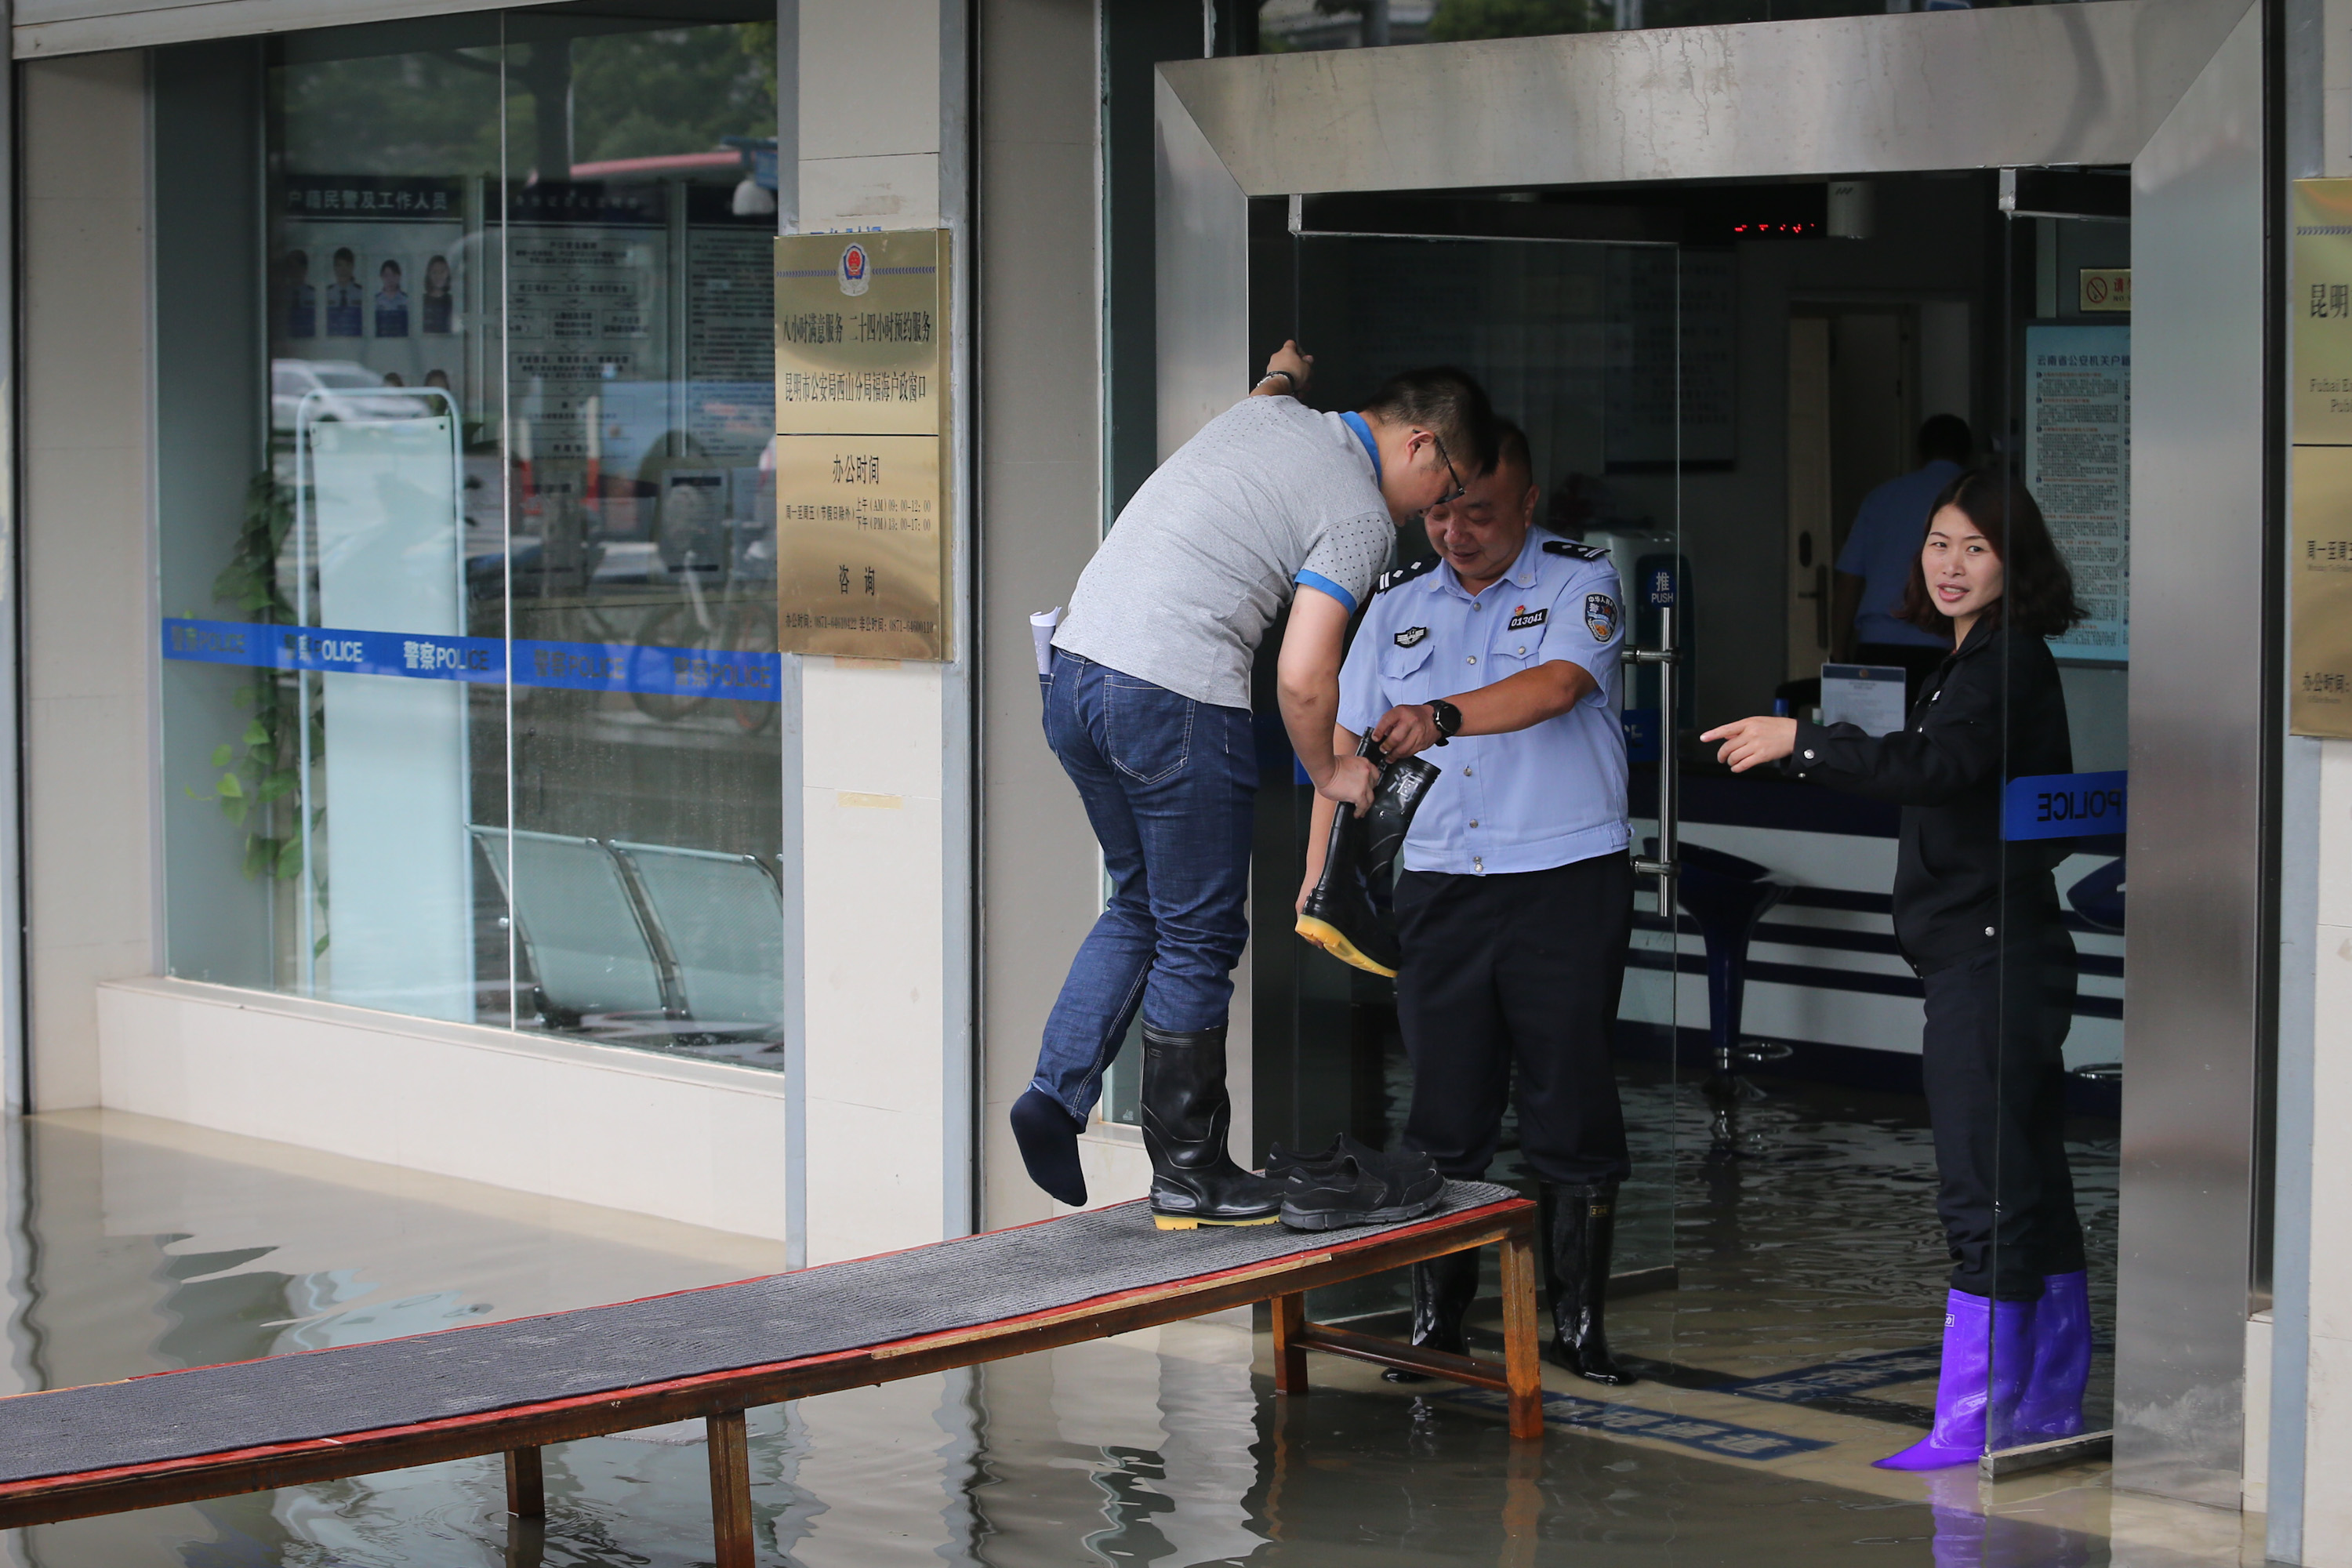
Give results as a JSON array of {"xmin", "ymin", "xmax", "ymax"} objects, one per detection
[{"xmin": 1152, "ymin": 0, "xmax": 2269, "ymax": 1510}]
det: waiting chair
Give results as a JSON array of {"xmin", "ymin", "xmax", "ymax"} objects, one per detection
[
  {"xmin": 608, "ymin": 840, "xmax": 785, "ymax": 1035},
  {"xmin": 470, "ymin": 826, "xmax": 673, "ymax": 1025}
]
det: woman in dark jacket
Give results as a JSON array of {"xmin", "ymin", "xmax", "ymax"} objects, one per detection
[{"xmin": 1701, "ymin": 468, "xmax": 2092, "ymax": 1470}]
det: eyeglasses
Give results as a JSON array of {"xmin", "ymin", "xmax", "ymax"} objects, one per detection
[{"xmin": 1428, "ymin": 432, "xmax": 1468, "ymax": 507}]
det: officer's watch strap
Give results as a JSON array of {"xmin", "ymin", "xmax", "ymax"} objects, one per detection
[{"xmin": 1428, "ymin": 699, "xmax": 1462, "ymax": 744}]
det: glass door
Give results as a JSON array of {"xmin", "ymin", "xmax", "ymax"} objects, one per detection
[
  {"xmin": 1983, "ymin": 184, "xmax": 2129, "ymax": 1458},
  {"xmin": 1261, "ymin": 172, "xmax": 2124, "ymax": 1483},
  {"xmin": 1633, "ymin": 175, "xmax": 2125, "ymax": 1468},
  {"xmin": 1272, "ymin": 225, "xmax": 1685, "ymax": 1325}
]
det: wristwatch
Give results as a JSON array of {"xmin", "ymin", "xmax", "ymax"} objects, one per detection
[{"xmin": 1427, "ymin": 699, "xmax": 1463, "ymax": 746}]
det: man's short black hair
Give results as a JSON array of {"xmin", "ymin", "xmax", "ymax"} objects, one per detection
[
  {"xmin": 1918, "ymin": 413, "xmax": 1973, "ymax": 466},
  {"xmin": 1493, "ymin": 419, "xmax": 1533, "ymax": 486},
  {"xmin": 1360, "ymin": 366, "xmax": 1501, "ymax": 479}
]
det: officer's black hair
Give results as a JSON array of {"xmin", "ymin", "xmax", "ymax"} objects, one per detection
[
  {"xmin": 1917, "ymin": 414, "xmax": 1973, "ymax": 467},
  {"xmin": 1359, "ymin": 367, "xmax": 1501, "ymax": 480},
  {"xmin": 1493, "ymin": 419, "xmax": 1534, "ymax": 488},
  {"xmin": 1894, "ymin": 466, "xmax": 2085, "ymax": 639}
]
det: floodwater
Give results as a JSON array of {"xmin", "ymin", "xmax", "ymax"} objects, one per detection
[{"xmin": 0, "ymin": 1103, "xmax": 2249, "ymax": 1567}]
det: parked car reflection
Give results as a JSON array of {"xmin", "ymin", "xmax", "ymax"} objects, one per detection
[{"xmin": 273, "ymin": 357, "xmax": 442, "ymax": 428}]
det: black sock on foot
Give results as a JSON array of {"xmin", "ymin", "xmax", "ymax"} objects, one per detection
[{"xmin": 1011, "ymin": 1089, "xmax": 1087, "ymax": 1207}]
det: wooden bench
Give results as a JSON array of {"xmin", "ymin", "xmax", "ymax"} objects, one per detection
[{"xmin": 0, "ymin": 1191, "xmax": 1540, "ymax": 1566}]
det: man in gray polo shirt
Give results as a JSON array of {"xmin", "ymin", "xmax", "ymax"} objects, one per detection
[{"xmin": 1013, "ymin": 343, "xmax": 1498, "ymax": 1229}]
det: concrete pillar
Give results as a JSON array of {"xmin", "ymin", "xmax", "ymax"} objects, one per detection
[
  {"xmin": 790, "ymin": 0, "xmax": 973, "ymax": 1263},
  {"xmin": 20, "ymin": 51, "xmax": 153, "ymax": 1112}
]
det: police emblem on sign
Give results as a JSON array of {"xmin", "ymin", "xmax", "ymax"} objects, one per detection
[
  {"xmin": 838, "ymin": 242, "xmax": 871, "ymax": 297},
  {"xmin": 1395, "ymin": 626, "xmax": 1428, "ymax": 648},
  {"xmin": 1585, "ymin": 593, "xmax": 1620, "ymax": 642},
  {"xmin": 1507, "ymin": 604, "xmax": 1547, "ymax": 630}
]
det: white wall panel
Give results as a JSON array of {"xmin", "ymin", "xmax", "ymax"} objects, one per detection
[
  {"xmin": 798, "ymin": 778, "xmax": 946, "ymax": 1262},
  {"xmin": 96, "ymin": 978, "xmax": 795, "ymax": 1240},
  {"xmin": 23, "ymin": 51, "xmax": 151, "ymax": 1110}
]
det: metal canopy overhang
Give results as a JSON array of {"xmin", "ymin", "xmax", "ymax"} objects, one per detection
[
  {"xmin": 1158, "ymin": 0, "xmax": 2255, "ymax": 196},
  {"xmin": 14, "ymin": 0, "xmax": 504, "ymax": 57}
]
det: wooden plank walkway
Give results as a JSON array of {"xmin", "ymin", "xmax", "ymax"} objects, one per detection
[{"xmin": 0, "ymin": 1192, "xmax": 1540, "ymax": 1565}]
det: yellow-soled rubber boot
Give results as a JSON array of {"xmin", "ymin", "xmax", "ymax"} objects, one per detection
[
  {"xmin": 1140, "ymin": 1022, "xmax": 1283, "ymax": 1229},
  {"xmin": 1294, "ymin": 743, "xmax": 1440, "ymax": 977},
  {"xmin": 1294, "ymin": 913, "xmax": 1396, "ymax": 978}
]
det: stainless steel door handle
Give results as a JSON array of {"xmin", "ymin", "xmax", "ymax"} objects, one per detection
[{"xmin": 1626, "ymin": 596, "xmax": 1678, "ymax": 909}]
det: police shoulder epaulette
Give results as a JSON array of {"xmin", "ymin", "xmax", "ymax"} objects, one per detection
[
  {"xmin": 1374, "ymin": 556, "xmax": 1439, "ymax": 594},
  {"xmin": 1543, "ymin": 539, "xmax": 1610, "ymax": 561}
]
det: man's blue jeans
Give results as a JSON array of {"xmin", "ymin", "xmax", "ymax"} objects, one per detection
[{"xmin": 1033, "ymin": 651, "xmax": 1258, "ymax": 1123}]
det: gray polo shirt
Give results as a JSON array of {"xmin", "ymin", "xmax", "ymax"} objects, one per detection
[{"xmin": 1052, "ymin": 396, "xmax": 1394, "ymax": 710}]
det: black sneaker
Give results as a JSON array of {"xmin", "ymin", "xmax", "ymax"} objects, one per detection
[
  {"xmin": 1278, "ymin": 1141, "xmax": 1446, "ymax": 1231},
  {"xmin": 1264, "ymin": 1134, "xmax": 1348, "ymax": 1182},
  {"xmin": 1265, "ymin": 1132, "xmax": 1416, "ymax": 1181}
]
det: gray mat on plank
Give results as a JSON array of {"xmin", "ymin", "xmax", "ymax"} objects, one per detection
[{"xmin": 0, "ymin": 1181, "xmax": 1513, "ymax": 1484}]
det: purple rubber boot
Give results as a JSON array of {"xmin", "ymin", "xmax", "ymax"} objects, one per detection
[
  {"xmin": 2014, "ymin": 1270, "xmax": 2092, "ymax": 1439},
  {"xmin": 1875, "ymin": 1289, "xmax": 2037, "ymax": 1470}
]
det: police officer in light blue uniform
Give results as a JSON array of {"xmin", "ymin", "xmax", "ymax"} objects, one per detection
[{"xmin": 1298, "ymin": 422, "xmax": 1637, "ymax": 1387}]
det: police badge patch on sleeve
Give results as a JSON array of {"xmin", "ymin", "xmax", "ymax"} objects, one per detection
[
  {"xmin": 1584, "ymin": 593, "xmax": 1620, "ymax": 642},
  {"xmin": 1394, "ymin": 626, "xmax": 1428, "ymax": 648}
]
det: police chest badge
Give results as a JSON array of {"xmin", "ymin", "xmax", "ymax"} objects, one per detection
[
  {"xmin": 1394, "ymin": 626, "xmax": 1429, "ymax": 648},
  {"xmin": 1507, "ymin": 604, "xmax": 1547, "ymax": 630},
  {"xmin": 1584, "ymin": 593, "xmax": 1620, "ymax": 642}
]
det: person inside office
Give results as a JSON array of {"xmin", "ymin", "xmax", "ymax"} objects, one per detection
[
  {"xmin": 1298, "ymin": 421, "xmax": 1639, "ymax": 1385},
  {"xmin": 1835, "ymin": 414, "xmax": 1974, "ymax": 699},
  {"xmin": 1702, "ymin": 467, "xmax": 2092, "ymax": 1468}
]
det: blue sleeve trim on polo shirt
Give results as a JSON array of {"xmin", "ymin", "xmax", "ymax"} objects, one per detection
[
  {"xmin": 1294, "ymin": 570, "xmax": 1357, "ymax": 617},
  {"xmin": 1338, "ymin": 410, "xmax": 1382, "ymax": 482}
]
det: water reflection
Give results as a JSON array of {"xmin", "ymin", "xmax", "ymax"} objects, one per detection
[
  {"xmin": 1921, "ymin": 1470, "xmax": 2100, "ymax": 1568},
  {"xmin": 0, "ymin": 1109, "xmax": 2170, "ymax": 1567}
]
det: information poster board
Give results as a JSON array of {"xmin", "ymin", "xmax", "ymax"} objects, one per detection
[
  {"xmin": 1605, "ymin": 248, "xmax": 1736, "ymax": 468},
  {"xmin": 686, "ymin": 195, "xmax": 777, "ymax": 464},
  {"xmin": 773, "ymin": 230, "xmax": 950, "ymax": 660},
  {"xmin": 274, "ymin": 176, "xmax": 470, "ymax": 423},
  {"xmin": 506, "ymin": 183, "xmax": 668, "ymax": 466},
  {"xmin": 2024, "ymin": 323, "xmax": 2130, "ymax": 662}
]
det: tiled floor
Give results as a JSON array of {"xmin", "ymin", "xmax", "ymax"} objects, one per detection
[{"xmin": 0, "ymin": 1106, "xmax": 2259, "ymax": 1566}]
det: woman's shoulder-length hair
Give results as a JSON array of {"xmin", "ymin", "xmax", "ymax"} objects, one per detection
[{"xmin": 1893, "ymin": 466, "xmax": 2086, "ymax": 640}]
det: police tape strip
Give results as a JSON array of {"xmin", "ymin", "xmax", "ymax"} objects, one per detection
[{"xmin": 161, "ymin": 618, "xmax": 781, "ymax": 703}]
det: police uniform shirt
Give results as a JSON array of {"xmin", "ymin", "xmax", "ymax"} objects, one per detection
[{"xmin": 1338, "ymin": 529, "xmax": 1629, "ymax": 877}]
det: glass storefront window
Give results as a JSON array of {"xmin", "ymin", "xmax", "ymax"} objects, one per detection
[{"xmin": 156, "ymin": 3, "xmax": 787, "ymax": 1068}]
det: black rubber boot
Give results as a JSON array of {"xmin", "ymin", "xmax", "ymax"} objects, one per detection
[
  {"xmin": 1295, "ymin": 797, "xmax": 1397, "ymax": 975},
  {"xmin": 1382, "ymin": 1250, "xmax": 1481, "ymax": 1383},
  {"xmin": 1360, "ymin": 752, "xmax": 1441, "ymax": 871},
  {"xmin": 1539, "ymin": 1181, "xmax": 1635, "ymax": 1386},
  {"xmin": 1295, "ymin": 742, "xmax": 1440, "ymax": 978},
  {"xmin": 1141, "ymin": 1024, "xmax": 1283, "ymax": 1229}
]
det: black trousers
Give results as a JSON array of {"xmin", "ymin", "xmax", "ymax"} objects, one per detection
[
  {"xmin": 1393, "ymin": 852, "xmax": 1634, "ymax": 1186},
  {"xmin": 1918, "ymin": 929, "xmax": 2088, "ymax": 1300}
]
